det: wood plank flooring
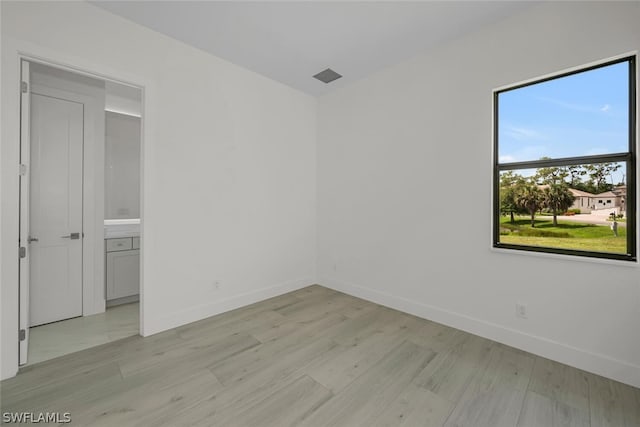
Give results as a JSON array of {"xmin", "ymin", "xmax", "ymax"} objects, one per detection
[{"xmin": 2, "ymin": 285, "xmax": 639, "ymax": 426}]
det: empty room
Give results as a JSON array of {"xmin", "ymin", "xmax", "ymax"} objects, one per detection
[{"xmin": 1, "ymin": 1, "xmax": 639, "ymax": 426}]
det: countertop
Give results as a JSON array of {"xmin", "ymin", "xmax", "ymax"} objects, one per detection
[{"xmin": 104, "ymin": 219, "xmax": 140, "ymax": 239}]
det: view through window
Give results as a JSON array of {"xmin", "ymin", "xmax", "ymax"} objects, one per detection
[{"xmin": 494, "ymin": 57, "xmax": 636, "ymax": 261}]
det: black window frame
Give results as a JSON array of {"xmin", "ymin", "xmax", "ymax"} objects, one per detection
[{"xmin": 493, "ymin": 56, "xmax": 637, "ymax": 262}]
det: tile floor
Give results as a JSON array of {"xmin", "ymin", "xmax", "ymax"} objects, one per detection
[{"xmin": 27, "ymin": 302, "xmax": 139, "ymax": 365}]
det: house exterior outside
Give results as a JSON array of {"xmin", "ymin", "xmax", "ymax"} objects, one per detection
[
  {"xmin": 569, "ymin": 188, "xmax": 596, "ymax": 214},
  {"xmin": 568, "ymin": 185, "xmax": 626, "ymax": 216}
]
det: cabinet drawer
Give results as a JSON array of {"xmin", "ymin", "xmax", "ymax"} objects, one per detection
[
  {"xmin": 106, "ymin": 238, "xmax": 132, "ymax": 252},
  {"xmin": 132, "ymin": 237, "xmax": 140, "ymax": 249}
]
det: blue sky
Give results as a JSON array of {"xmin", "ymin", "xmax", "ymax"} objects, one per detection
[{"xmin": 498, "ymin": 61, "xmax": 629, "ymax": 166}]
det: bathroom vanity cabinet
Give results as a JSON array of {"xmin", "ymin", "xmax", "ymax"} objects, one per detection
[{"xmin": 105, "ymin": 236, "xmax": 140, "ymax": 304}]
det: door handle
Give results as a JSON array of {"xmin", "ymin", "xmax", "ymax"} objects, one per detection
[
  {"xmin": 61, "ymin": 232, "xmax": 81, "ymax": 240},
  {"xmin": 28, "ymin": 236, "xmax": 38, "ymax": 243}
]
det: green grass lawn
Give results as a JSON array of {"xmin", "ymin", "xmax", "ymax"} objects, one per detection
[{"xmin": 499, "ymin": 216, "xmax": 626, "ymax": 254}]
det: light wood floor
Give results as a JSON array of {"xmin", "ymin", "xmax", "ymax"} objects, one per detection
[{"xmin": 2, "ymin": 285, "xmax": 639, "ymax": 426}]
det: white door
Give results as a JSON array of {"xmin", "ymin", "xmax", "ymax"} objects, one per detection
[{"xmin": 29, "ymin": 92, "xmax": 84, "ymax": 327}]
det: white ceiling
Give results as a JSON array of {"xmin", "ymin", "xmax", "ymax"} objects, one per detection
[{"xmin": 91, "ymin": 1, "xmax": 534, "ymax": 97}]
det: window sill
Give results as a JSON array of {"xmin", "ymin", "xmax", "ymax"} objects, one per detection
[{"xmin": 490, "ymin": 245, "xmax": 639, "ymax": 268}]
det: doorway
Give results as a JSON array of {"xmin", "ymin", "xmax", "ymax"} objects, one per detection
[{"xmin": 19, "ymin": 59, "xmax": 143, "ymax": 365}]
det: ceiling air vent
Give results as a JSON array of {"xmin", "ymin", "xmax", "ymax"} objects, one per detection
[{"xmin": 313, "ymin": 68, "xmax": 342, "ymax": 84}]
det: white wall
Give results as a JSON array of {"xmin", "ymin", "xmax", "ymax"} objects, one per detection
[
  {"xmin": 1, "ymin": 1, "xmax": 317, "ymax": 379},
  {"xmin": 317, "ymin": 1, "xmax": 640, "ymax": 388},
  {"xmin": 105, "ymin": 111, "xmax": 141, "ymax": 219}
]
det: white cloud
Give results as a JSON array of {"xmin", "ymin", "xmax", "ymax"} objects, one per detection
[
  {"xmin": 499, "ymin": 155, "xmax": 516, "ymax": 163},
  {"xmin": 505, "ymin": 126, "xmax": 543, "ymax": 141},
  {"xmin": 600, "ymin": 104, "xmax": 611, "ymax": 112},
  {"xmin": 535, "ymin": 96, "xmax": 598, "ymax": 113},
  {"xmin": 584, "ymin": 147, "xmax": 608, "ymax": 156}
]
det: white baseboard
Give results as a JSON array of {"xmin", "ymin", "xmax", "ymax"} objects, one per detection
[
  {"xmin": 143, "ymin": 277, "xmax": 313, "ymax": 336},
  {"xmin": 106, "ymin": 294, "xmax": 139, "ymax": 308},
  {"xmin": 319, "ymin": 276, "xmax": 640, "ymax": 389}
]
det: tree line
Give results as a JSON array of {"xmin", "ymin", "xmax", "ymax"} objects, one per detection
[{"xmin": 500, "ymin": 161, "xmax": 622, "ymax": 227}]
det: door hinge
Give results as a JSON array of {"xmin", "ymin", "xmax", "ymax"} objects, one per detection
[
  {"xmin": 19, "ymin": 164, "xmax": 27, "ymax": 176},
  {"xmin": 21, "ymin": 81, "xmax": 28, "ymax": 93},
  {"xmin": 19, "ymin": 246, "xmax": 26, "ymax": 258},
  {"xmin": 19, "ymin": 329, "xmax": 26, "ymax": 341}
]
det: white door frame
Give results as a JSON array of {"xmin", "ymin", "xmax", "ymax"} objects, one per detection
[
  {"xmin": 17, "ymin": 54, "xmax": 145, "ymax": 365},
  {"xmin": 18, "ymin": 60, "xmax": 31, "ymax": 364}
]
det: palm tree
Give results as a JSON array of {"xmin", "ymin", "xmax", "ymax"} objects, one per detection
[
  {"xmin": 516, "ymin": 182, "xmax": 543, "ymax": 227},
  {"xmin": 543, "ymin": 183, "xmax": 575, "ymax": 226}
]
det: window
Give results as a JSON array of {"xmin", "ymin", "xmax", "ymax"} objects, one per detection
[{"xmin": 494, "ymin": 57, "xmax": 636, "ymax": 261}]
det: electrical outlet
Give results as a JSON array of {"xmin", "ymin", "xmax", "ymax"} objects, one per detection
[
  {"xmin": 516, "ymin": 303, "xmax": 527, "ymax": 319},
  {"xmin": 213, "ymin": 280, "xmax": 220, "ymax": 290}
]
